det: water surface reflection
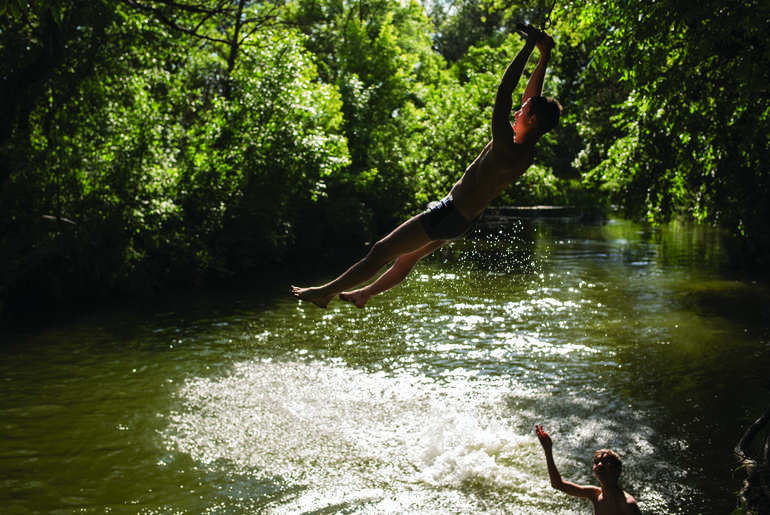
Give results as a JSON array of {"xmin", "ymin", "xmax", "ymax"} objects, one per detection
[{"xmin": 1, "ymin": 216, "xmax": 768, "ymax": 514}]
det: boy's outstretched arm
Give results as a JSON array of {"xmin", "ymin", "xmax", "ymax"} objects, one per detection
[
  {"xmin": 521, "ymin": 34, "xmax": 555, "ymax": 105},
  {"xmin": 491, "ymin": 25, "xmax": 541, "ymax": 143},
  {"xmin": 535, "ymin": 425, "xmax": 600, "ymax": 500}
]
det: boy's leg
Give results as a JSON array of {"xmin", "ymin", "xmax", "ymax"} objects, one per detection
[
  {"xmin": 340, "ymin": 239, "xmax": 446, "ymax": 308},
  {"xmin": 291, "ymin": 215, "xmax": 433, "ymax": 307}
]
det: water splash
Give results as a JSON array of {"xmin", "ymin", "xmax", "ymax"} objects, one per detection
[{"xmin": 162, "ymin": 358, "xmax": 681, "ymax": 513}]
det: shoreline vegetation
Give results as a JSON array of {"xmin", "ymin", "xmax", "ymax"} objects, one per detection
[{"xmin": 2, "ymin": 1, "xmax": 769, "ymax": 313}]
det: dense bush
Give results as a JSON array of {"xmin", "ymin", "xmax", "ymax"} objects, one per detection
[{"xmin": 1, "ymin": 0, "xmax": 768, "ymax": 311}]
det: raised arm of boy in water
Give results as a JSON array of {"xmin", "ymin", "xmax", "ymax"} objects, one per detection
[
  {"xmin": 291, "ymin": 26, "xmax": 561, "ymax": 309},
  {"xmin": 535, "ymin": 425, "xmax": 641, "ymax": 515}
]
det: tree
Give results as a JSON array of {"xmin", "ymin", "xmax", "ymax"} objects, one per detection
[
  {"xmin": 287, "ymin": 0, "xmax": 451, "ymax": 231},
  {"xmin": 0, "ymin": 0, "xmax": 350, "ymax": 309},
  {"xmin": 562, "ymin": 0, "xmax": 770, "ymax": 266}
]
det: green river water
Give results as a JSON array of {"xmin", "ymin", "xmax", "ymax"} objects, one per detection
[{"xmin": 1, "ymin": 213, "xmax": 769, "ymax": 514}]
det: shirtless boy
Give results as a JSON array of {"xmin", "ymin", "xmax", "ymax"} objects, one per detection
[
  {"xmin": 292, "ymin": 25, "xmax": 561, "ymax": 308},
  {"xmin": 536, "ymin": 425, "xmax": 642, "ymax": 514}
]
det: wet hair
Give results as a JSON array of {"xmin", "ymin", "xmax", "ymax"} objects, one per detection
[
  {"xmin": 593, "ymin": 449, "xmax": 623, "ymax": 471},
  {"xmin": 529, "ymin": 96, "xmax": 562, "ymax": 135}
]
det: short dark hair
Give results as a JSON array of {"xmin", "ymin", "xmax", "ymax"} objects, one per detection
[
  {"xmin": 594, "ymin": 449, "xmax": 623, "ymax": 471},
  {"xmin": 529, "ymin": 96, "xmax": 562, "ymax": 135}
]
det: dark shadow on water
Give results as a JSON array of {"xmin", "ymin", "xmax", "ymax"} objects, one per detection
[{"xmin": 2, "ymin": 214, "xmax": 770, "ymax": 515}]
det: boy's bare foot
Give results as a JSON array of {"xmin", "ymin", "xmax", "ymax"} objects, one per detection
[
  {"xmin": 339, "ymin": 290, "xmax": 370, "ymax": 309},
  {"xmin": 290, "ymin": 286, "xmax": 334, "ymax": 308}
]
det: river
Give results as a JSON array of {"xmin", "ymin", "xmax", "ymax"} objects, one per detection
[{"xmin": 2, "ymin": 213, "xmax": 769, "ymax": 514}]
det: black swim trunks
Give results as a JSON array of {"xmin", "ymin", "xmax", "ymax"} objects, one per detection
[{"xmin": 419, "ymin": 196, "xmax": 480, "ymax": 241}]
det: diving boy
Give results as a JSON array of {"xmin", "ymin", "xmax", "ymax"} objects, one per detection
[{"xmin": 292, "ymin": 25, "xmax": 561, "ymax": 308}]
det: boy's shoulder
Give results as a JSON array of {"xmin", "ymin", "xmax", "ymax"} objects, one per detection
[{"xmin": 593, "ymin": 490, "xmax": 641, "ymax": 515}]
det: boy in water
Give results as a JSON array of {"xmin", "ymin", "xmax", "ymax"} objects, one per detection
[
  {"xmin": 535, "ymin": 424, "xmax": 642, "ymax": 514},
  {"xmin": 292, "ymin": 25, "xmax": 561, "ymax": 308}
]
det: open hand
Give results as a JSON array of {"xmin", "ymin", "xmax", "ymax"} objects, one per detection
[{"xmin": 535, "ymin": 424, "xmax": 553, "ymax": 451}]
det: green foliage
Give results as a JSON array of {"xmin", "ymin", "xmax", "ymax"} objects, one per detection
[
  {"xmin": 0, "ymin": 1, "xmax": 349, "ymax": 306},
  {"xmin": 3, "ymin": 0, "xmax": 770, "ymax": 310},
  {"xmin": 197, "ymin": 30, "xmax": 350, "ymax": 268},
  {"xmin": 563, "ymin": 0, "xmax": 770, "ymax": 266},
  {"xmin": 1, "ymin": 0, "xmax": 62, "ymax": 23},
  {"xmin": 287, "ymin": 0, "xmax": 450, "ymax": 230},
  {"xmin": 429, "ymin": 0, "xmax": 553, "ymax": 62}
]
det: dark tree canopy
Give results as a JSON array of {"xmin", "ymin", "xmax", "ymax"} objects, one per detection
[{"xmin": 1, "ymin": 0, "xmax": 768, "ymax": 312}]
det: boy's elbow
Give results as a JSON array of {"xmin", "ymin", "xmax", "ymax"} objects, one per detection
[{"xmin": 549, "ymin": 477, "xmax": 567, "ymax": 491}]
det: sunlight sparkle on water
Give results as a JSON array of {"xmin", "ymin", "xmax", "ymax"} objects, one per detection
[
  {"xmin": 2, "ymin": 217, "xmax": 765, "ymax": 514},
  {"xmin": 161, "ymin": 359, "xmax": 615, "ymax": 513}
]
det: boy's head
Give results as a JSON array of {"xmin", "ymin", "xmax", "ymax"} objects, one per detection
[
  {"xmin": 528, "ymin": 96, "xmax": 562, "ymax": 136},
  {"xmin": 593, "ymin": 449, "xmax": 623, "ymax": 482}
]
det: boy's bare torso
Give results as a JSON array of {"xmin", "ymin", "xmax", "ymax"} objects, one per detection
[
  {"xmin": 591, "ymin": 488, "xmax": 639, "ymax": 515},
  {"xmin": 449, "ymin": 139, "xmax": 535, "ymax": 221}
]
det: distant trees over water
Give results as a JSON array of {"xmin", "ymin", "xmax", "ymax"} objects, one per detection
[{"xmin": 1, "ymin": 0, "xmax": 768, "ymax": 309}]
